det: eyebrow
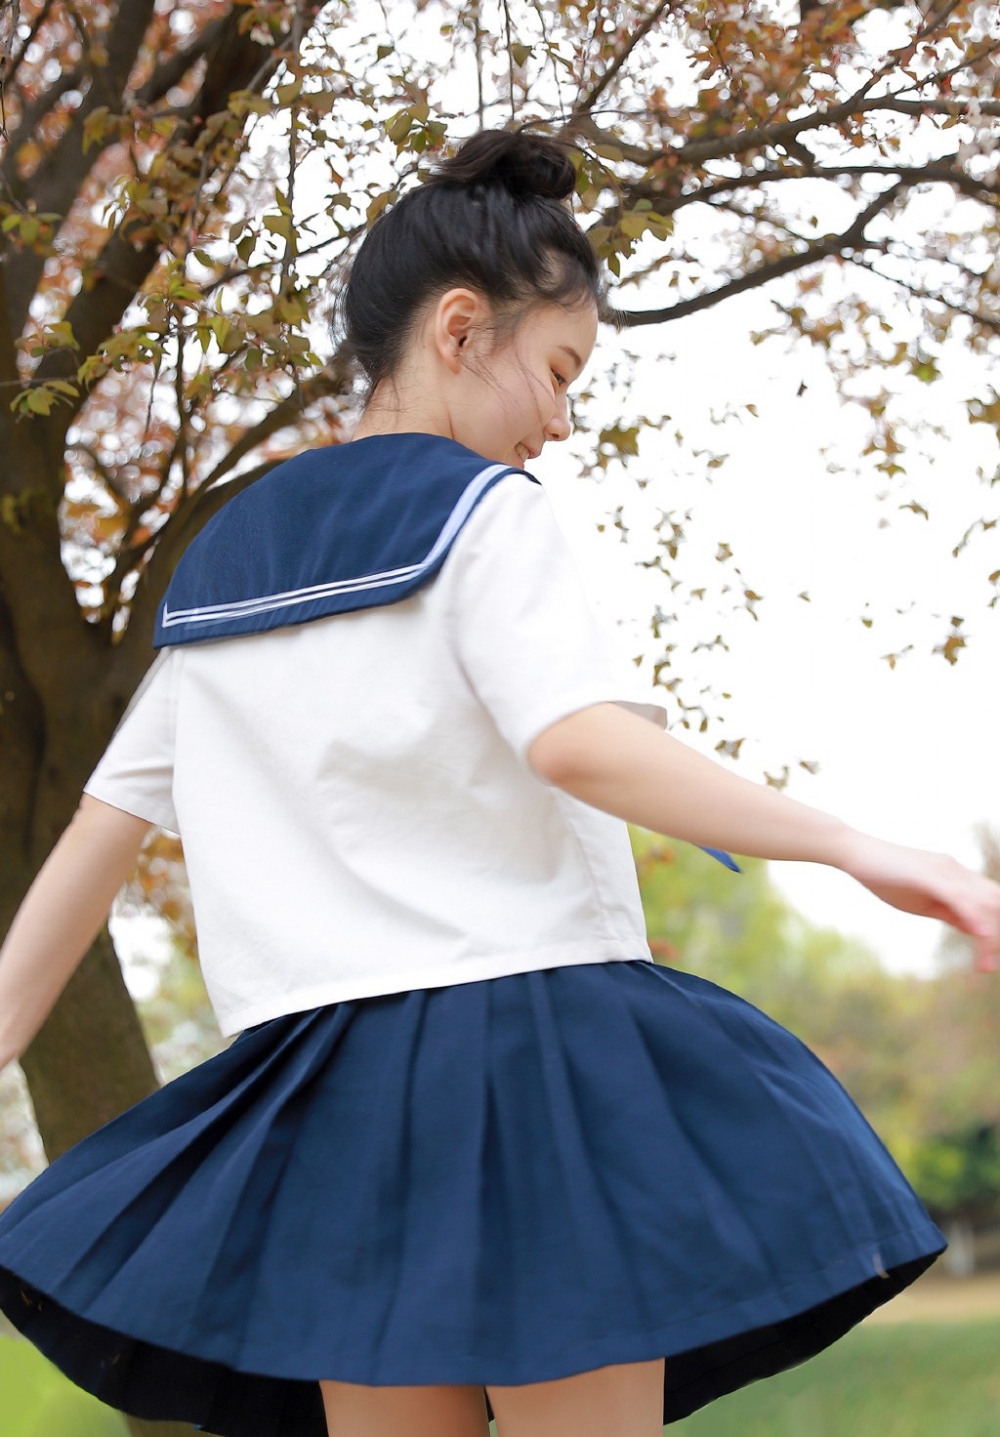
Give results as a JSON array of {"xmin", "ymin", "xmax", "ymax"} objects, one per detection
[{"xmin": 557, "ymin": 344, "xmax": 584, "ymax": 375}]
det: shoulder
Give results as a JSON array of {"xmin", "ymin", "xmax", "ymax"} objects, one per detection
[
  {"xmin": 438, "ymin": 472, "xmax": 584, "ymax": 606},
  {"xmin": 458, "ymin": 469, "xmax": 557, "ymax": 546}
]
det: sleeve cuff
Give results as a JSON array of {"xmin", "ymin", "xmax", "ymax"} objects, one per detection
[{"xmin": 82, "ymin": 781, "xmax": 180, "ymax": 835}]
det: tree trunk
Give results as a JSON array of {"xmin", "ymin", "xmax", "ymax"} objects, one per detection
[{"xmin": 17, "ymin": 927, "xmax": 158, "ymax": 1161}]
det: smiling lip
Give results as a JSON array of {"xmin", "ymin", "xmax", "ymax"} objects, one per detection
[{"xmin": 518, "ymin": 445, "xmax": 540, "ymax": 462}]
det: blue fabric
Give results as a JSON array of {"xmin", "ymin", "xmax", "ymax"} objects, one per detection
[
  {"xmin": 0, "ymin": 959, "xmax": 944, "ymax": 1436},
  {"xmin": 153, "ymin": 433, "xmax": 525, "ymax": 647},
  {"xmin": 700, "ymin": 846, "xmax": 741, "ymax": 872}
]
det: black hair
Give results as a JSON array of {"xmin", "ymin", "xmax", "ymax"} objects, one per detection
[{"xmin": 336, "ymin": 128, "xmax": 604, "ymax": 396}]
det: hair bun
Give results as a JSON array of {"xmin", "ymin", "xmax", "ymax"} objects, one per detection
[{"xmin": 427, "ymin": 129, "xmax": 576, "ymax": 202}]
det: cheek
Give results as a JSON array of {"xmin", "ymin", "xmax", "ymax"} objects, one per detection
[
  {"xmin": 524, "ymin": 367, "xmax": 556, "ymax": 421},
  {"xmin": 481, "ymin": 352, "xmax": 555, "ymax": 430}
]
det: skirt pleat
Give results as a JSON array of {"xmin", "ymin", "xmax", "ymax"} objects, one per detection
[{"xmin": 0, "ymin": 959, "xmax": 945, "ymax": 1435}]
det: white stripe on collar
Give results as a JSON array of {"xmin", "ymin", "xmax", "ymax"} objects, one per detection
[{"xmin": 160, "ymin": 461, "xmax": 511, "ymax": 631}]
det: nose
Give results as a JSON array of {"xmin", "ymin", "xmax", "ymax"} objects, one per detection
[{"xmin": 544, "ymin": 393, "xmax": 571, "ymax": 444}]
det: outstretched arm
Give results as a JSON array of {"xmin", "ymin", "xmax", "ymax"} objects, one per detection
[
  {"xmin": 528, "ymin": 703, "xmax": 1000, "ymax": 971},
  {"xmin": 0, "ymin": 796, "xmax": 152, "ymax": 1070}
]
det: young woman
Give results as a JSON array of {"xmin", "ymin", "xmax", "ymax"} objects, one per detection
[{"xmin": 0, "ymin": 128, "xmax": 997, "ymax": 1437}]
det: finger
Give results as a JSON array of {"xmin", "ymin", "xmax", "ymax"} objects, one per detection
[
  {"xmin": 974, "ymin": 925, "xmax": 1000, "ymax": 972},
  {"xmin": 932, "ymin": 890, "xmax": 999, "ymax": 971}
]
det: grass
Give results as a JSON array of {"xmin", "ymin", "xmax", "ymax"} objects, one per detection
[
  {"xmin": 0, "ymin": 1335, "xmax": 127, "ymax": 1437},
  {"xmin": 4, "ymin": 1319, "xmax": 1000, "ymax": 1436},
  {"xmin": 669, "ymin": 1317, "xmax": 1000, "ymax": 1437}
]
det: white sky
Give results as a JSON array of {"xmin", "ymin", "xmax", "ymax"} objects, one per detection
[{"xmin": 538, "ymin": 284, "xmax": 999, "ymax": 977}]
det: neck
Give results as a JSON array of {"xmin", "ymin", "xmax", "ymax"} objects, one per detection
[{"xmin": 351, "ymin": 379, "xmax": 452, "ymax": 443}]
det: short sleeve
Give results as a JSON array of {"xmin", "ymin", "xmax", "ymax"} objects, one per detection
[
  {"xmin": 83, "ymin": 650, "xmax": 179, "ymax": 832},
  {"xmin": 445, "ymin": 476, "xmax": 668, "ymax": 767}
]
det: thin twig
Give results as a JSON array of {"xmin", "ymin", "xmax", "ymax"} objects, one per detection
[
  {"xmin": 574, "ymin": 0, "xmax": 676, "ymax": 117},
  {"xmin": 472, "ymin": 0, "xmax": 484, "ymax": 129},
  {"xmin": 502, "ymin": 0, "xmax": 515, "ymax": 121},
  {"xmin": 8, "ymin": 0, "xmax": 51, "ymax": 82},
  {"xmin": 846, "ymin": 254, "xmax": 1000, "ymax": 336},
  {"xmin": 0, "ymin": 0, "xmax": 20, "ymax": 139}
]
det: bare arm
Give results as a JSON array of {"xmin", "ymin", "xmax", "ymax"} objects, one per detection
[
  {"xmin": 528, "ymin": 703, "xmax": 1000, "ymax": 971},
  {"xmin": 0, "ymin": 796, "xmax": 153, "ymax": 1069}
]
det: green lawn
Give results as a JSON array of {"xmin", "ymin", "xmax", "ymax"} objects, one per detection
[
  {"xmin": 669, "ymin": 1318, "xmax": 1000, "ymax": 1437},
  {"xmin": 4, "ymin": 1321, "xmax": 1000, "ymax": 1437},
  {"xmin": 0, "ymin": 1335, "xmax": 126, "ymax": 1437}
]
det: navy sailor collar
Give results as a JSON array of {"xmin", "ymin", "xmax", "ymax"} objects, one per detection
[{"xmin": 154, "ymin": 432, "xmax": 528, "ymax": 649}]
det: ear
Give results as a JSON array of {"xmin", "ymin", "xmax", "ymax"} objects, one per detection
[{"xmin": 431, "ymin": 288, "xmax": 487, "ymax": 374}]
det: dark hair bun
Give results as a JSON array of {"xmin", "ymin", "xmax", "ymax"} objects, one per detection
[
  {"xmin": 427, "ymin": 129, "xmax": 577, "ymax": 202},
  {"xmin": 337, "ymin": 126, "xmax": 601, "ymax": 394}
]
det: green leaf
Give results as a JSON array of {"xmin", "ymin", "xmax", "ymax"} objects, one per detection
[
  {"xmin": 25, "ymin": 388, "xmax": 55, "ymax": 416},
  {"xmin": 82, "ymin": 105, "xmax": 112, "ymax": 153},
  {"xmin": 262, "ymin": 213, "xmax": 295, "ymax": 242},
  {"xmin": 386, "ymin": 111, "xmax": 413, "ymax": 145},
  {"xmin": 619, "ymin": 213, "xmax": 648, "ymax": 240},
  {"xmin": 910, "ymin": 355, "xmax": 940, "ymax": 384}
]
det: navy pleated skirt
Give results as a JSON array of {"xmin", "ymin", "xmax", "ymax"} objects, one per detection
[{"xmin": 0, "ymin": 958, "xmax": 944, "ymax": 1436}]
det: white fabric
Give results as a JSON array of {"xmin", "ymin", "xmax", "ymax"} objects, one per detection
[{"xmin": 85, "ymin": 474, "xmax": 668, "ymax": 1036}]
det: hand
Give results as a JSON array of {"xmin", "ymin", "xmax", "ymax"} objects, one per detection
[{"xmin": 840, "ymin": 833, "xmax": 1000, "ymax": 972}]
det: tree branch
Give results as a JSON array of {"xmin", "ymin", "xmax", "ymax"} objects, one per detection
[
  {"xmin": 5, "ymin": 0, "xmax": 56, "ymax": 86},
  {"xmin": 108, "ymin": 354, "xmax": 352, "ymax": 645},
  {"xmin": 66, "ymin": 441, "xmax": 131, "ymax": 502},
  {"xmin": 2, "ymin": 0, "xmax": 160, "ymax": 334},
  {"xmin": 576, "ymin": 95, "xmax": 1000, "ymax": 176},
  {"xmin": 574, "ymin": 0, "xmax": 677, "ymax": 116},
  {"xmin": 28, "ymin": 12, "xmax": 291, "ymax": 455},
  {"xmin": 1, "ymin": 65, "xmax": 85, "ymax": 165},
  {"xmin": 618, "ymin": 155, "xmax": 997, "ymax": 221},
  {"xmin": 131, "ymin": 16, "xmax": 228, "ymax": 107},
  {"xmin": 123, "ymin": 456, "xmax": 283, "ymax": 653},
  {"xmin": 196, "ymin": 355, "xmax": 354, "ymax": 492},
  {"xmin": 609, "ymin": 181, "xmax": 907, "ymax": 328}
]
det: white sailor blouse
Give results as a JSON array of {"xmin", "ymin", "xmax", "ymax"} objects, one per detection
[{"xmin": 84, "ymin": 433, "xmax": 735, "ymax": 1036}]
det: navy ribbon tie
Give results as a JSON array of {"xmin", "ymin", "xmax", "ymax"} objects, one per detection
[{"xmin": 699, "ymin": 846, "xmax": 741, "ymax": 873}]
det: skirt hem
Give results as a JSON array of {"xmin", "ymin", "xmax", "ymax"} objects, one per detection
[
  {"xmin": 1, "ymin": 1223, "xmax": 942, "ymax": 1420},
  {"xmin": 0, "ymin": 1218, "xmax": 944, "ymax": 1385}
]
